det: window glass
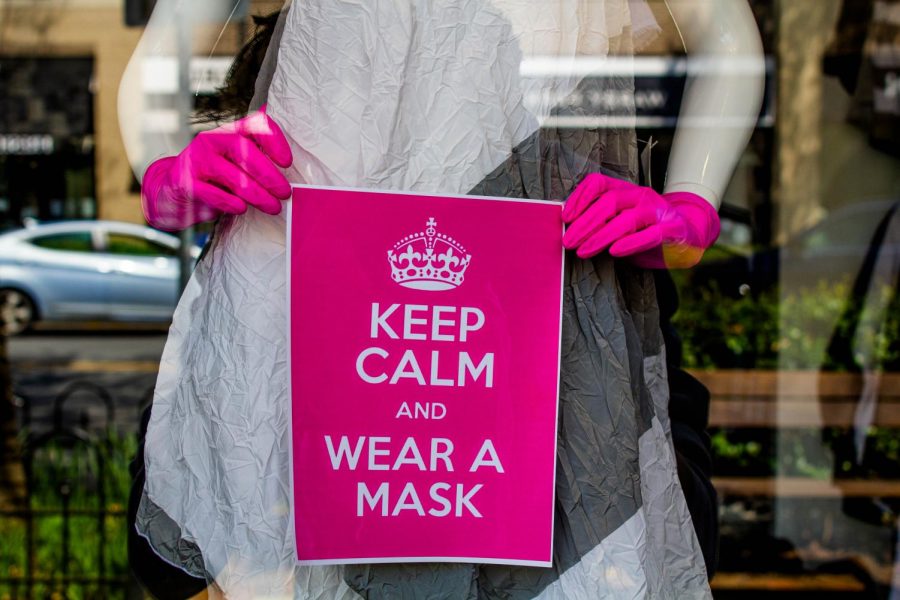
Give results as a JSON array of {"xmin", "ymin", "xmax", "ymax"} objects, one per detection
[
  {"xmin": 3, "ymin": 0, "xmax": 900, "ymax": 598},
  {"xmin": 796, "ymin": 201, "xmax": 896, "ymax": 254},
  {"xmin": 28, "ymin": 232, "xmax": 94, "ymax": 252},
  {"xmin": 105, "ymin": 233, "xmax": 176, "ymax": 257}
]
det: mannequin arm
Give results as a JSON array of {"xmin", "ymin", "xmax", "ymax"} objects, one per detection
[
  {"xmin": 561, "ymin": 1, "xmax": 765, "ymax": 267},
  {"xmin": 118, "ymin": 0, "xmax": 235, "ymax": 180},
  {"xmin": 663, "ymin": 0, "xmax": 765, "ymax": 208},
  {"xmin": 119, "ymin": 0, "xmax": 293, "ymax": 230}
]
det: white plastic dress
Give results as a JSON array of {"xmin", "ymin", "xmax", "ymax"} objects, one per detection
[{"xmin": 136, "ymin": 1, "xmax": 714, "ymax": 597}]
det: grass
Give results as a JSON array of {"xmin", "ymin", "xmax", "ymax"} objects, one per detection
[{"xmin": 0, "ymin": 428, "xmax": 137, "ymax": 600}]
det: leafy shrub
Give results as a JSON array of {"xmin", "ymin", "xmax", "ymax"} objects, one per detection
[
  {"xmin": 673, "ymin": 278, "xmax": 900, "ymax": 372},
  {"xmin": 0, "ymin": 428, "xmax": 137, "ymax": 600},
  {"xmin": 674, "ymin": 274, "xmax": 900, "ymax": 480}
]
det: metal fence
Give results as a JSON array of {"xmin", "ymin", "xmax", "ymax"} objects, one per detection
[{"xmin": 0, "ymin": 382, "xmax": 146, "ymax": 599}]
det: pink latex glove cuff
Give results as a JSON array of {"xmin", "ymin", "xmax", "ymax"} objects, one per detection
[
  {"xmin": 141, "ymin": 107, "xmax": 293, "ymax": 232},
  {"xmin": 562, "ymin": 173, "xmax": 720, "ymax": 269}
]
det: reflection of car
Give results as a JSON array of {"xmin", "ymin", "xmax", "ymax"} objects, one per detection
[
  {"xmin": 692, "ymin": 199, "xmax": 900, "ymax": 296},
  {"xmin": 0, "ymin": 220, "xmax": 199, "ymax": 335}
]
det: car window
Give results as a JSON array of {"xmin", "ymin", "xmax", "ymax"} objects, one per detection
[
  {"xmin": 105, "ymin": 233, "xmax": 176, "ymax": 257},
  {"xmin": 28, "ymin": 232, "xmax": 94, "ymax": 252}
]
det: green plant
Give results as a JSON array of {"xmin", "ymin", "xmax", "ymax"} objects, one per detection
[
  {"xmin": 711, "ymin": 430, "xmax": 768, "ymax": 470},
  {"xmin": 673, "ymin": 277, "xmax": 900, "ymax": 372},
  {"xmin": 672, "ymin": 279, "xmax": 781, "ymax": 369},
  {"xmin": 0, "ymin": 428, "xmax": 137, "ymax": 599},
  {"xmin": 711, "ymin": 428, "xmax": 852, "ymax": 479}
]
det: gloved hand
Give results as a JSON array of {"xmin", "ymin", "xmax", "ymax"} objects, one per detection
[
  {"xmin": 561, "ymin": 173, "xmax": 720, "ymax": 269},
  {"xmin": 140, "ymin": 106, "xmax": 293, "ymax": 231}
]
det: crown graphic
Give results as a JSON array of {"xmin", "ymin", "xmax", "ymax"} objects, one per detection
[{"xmin": 388, "ymin": 217, "xmax": 472, "ymax": 291}]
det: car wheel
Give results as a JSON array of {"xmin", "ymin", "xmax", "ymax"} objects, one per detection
[{"xmin": 0, "ymin": 289, "xmax": 35, "ymax": 336}]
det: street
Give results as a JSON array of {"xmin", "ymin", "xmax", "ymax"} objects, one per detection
[{"xmin": 8, "ymin": 328, "xmax": 168, "ymax": 432}]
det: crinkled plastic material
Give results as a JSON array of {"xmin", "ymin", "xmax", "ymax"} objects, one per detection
[{"xmin": 137, "ymin": 1, "xmax": 713, "ymax": 597}]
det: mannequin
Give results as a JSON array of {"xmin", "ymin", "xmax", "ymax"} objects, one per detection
[
  {"xmin": 119, "ymin": 1, "xmax": 765, "ymax": 263},
  {"xmin": 119, "ymin": 2, "xmax": 765, "ymax": 598}
]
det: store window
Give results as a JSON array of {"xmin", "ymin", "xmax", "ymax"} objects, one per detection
[
  {"xmin": 0, "ymin": 57, "xmax": 96, "ymax": 229},
  {"xmin": 671, "ymin": 1, "xmax": 900, "ymax": 596},
  {"xmin": 1, "ymin": 0, "xmax": 898, "ymax": 598}
]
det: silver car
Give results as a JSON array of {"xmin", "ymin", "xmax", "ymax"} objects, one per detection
[{"xmin": 0, "ymin": 220, "xmax": 199, "ymax": 335}]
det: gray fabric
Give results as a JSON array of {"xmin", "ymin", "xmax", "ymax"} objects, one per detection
[{"xmin": 136, "ymin": 492, "xmax": 209, "ymax": 580}]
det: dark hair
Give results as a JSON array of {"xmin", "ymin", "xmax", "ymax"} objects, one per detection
[{"xmin": 193, "ymin": 11, "xmax": 281, "ymax": 123}]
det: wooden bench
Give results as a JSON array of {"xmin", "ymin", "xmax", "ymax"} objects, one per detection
[
  {"xmin": 712, "ymin": 476, "xmax": 900, "ymax": 497},
  {"xmin": 710, "ymin": 572, "xmax": 866, "ymax": 593},
  {"xmin": 687, "ymin": 370, "xmax": 900, "ymax": 594},
  {"xmin": 688, "ymin": 370, "xmax": 900, "ymax": 428}
]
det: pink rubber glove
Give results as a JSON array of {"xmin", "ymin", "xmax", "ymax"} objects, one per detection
[
  {"xmin": 141, "ymin": 106, "xmax": 293, "ymax": 231},
  {"xmin": 561, "ymin": 173, "xmax": 720, "ymax": 269}
]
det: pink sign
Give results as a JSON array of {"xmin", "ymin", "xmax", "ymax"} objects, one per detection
[{"xmin": 289, "ymin": 186, "xmax": 563, "ymax": 566}]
